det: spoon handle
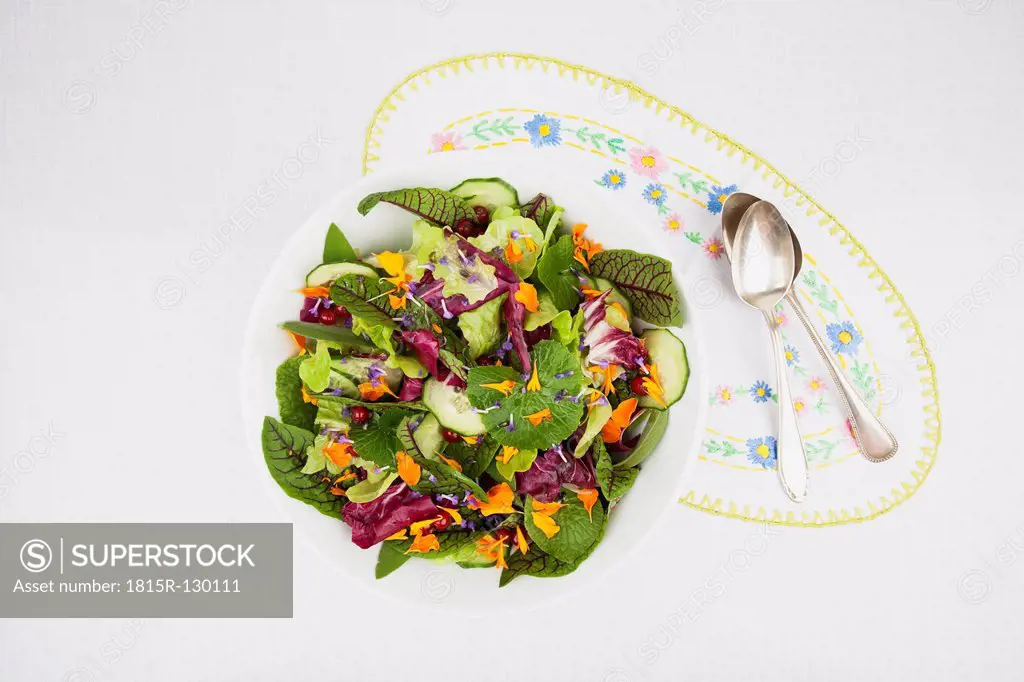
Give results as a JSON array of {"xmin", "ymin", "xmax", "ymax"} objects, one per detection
[
  {"xmin": 765, "ymin": 312, "xmax": 809, "ymax": 502},
  {"xmin": 787, "ymin": 293, "xmax": 899, "ymax": 462}
]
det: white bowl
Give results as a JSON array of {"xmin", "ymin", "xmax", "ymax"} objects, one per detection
[{"xmin": 240, "ymin": 148, "xmax": 708, "ymax": 614}]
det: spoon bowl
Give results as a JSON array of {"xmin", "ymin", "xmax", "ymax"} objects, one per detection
[{"xmin": 730, "ymin": 201, "xmax": 796, "ymax": 312}]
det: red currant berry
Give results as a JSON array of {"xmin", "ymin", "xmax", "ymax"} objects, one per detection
[
  {"xmin": 495, "ymin": 527, "xmax": 515, "ymax": 543},
  {"xmin": 472, "ymin": 205, "xmax": 490, "ymax": 224},
  {"xmin": 630, "ymin": 376, "xmax": 648, "ymax": 396},
  {"xmin": 318, "ymin": 307, "xmax": 337, "ymax": 325},
  {"xmin": 454, "ymin": 219, "xmax": 476, "ymax": 238},
  {"xmin": 350, "ymin": 406, "xmax": 371, "ymax": 425},
  {"xmin": 432, "ymin": 514, "xmax": 451, "ymax": 531},
  {"xmin": 440, "ymin": 428, "xmax": 461, "ymax": 443}
]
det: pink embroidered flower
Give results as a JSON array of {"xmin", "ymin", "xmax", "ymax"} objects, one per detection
[
  {"xmin": 714, "ymin": 385, "xmax": 735, "ymax": 405},
  {"xmin": 806, "ymin": 376, "xmax": 827, "ymax": 393},
  {"xmin": 703, "ymin": 237, "xmax": 725, "ymax": 260},
  {"xmin": 792, "ymin": 396, "xmax": 808, "ymax": 415},
  {"xmin": 663, "ymin": 213, "xmax": 684, "ymax": 233},
  {"xmin": 772, "ymin": 307, "xmax": 788, "ymax": 327},
  {"xmin": 430, "ymin": 131, "xmax": 464, "ymax": 153},
  {"xmin": 628, "ymin": 146, "xmax": 668, "ymax": 179}
]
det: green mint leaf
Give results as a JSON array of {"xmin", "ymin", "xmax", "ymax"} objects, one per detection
[
  {"xmin": 348, "ymin": 410, "xmax": 410, "ymax": 468},
  {"xmin": 466, "ymin": 340, "xmax": 584, "ymax": 450},
  {"xmin": 523, "ymin": 493, "xmax": 605, "ymax": 563},
  {"xmin": 536, "ymin": 235, "xmax": 580, "ymax": 311},
  {"xmin": 261, "ymin": 417, "xmax": 344, "ymax": 519},
  {"xmin": 375, "ymin": 542, "xmax": 411, "ymax": 579},
  {"xmin": 357, "ymin": 187, "xmax": 476, "ymax": 227},
  {"xmin": 589, "ymin": 249, "xmax": 683, "ymax": 326},
  {"xmin": 614, "ymin": 409, "xmax": 669, "ymax": 469},
  {"xmin": 330, "ymin": 273, "xmax": 396, "ymax": 329},
  {"xmin": 280, "ymin": 321, "xmax": 377, "ymax": 352},
  {"xmin": 594, "ymin": 439, "xmax": 639, "ymax": 504},
  {"xmin": 275, "ymin": 356, "xmax": 317, "ymax": 431},
  {"xmin": 323, "ymin": 223, "xmax": 357, "ymax": 263}
]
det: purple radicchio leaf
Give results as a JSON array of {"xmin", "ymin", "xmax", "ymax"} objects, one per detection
[
  {"xmin": 341, "ymin": 483, "xmax": 438, "ymax": 549},
  {"xmin": 397, "ymin": 377, "xmax": 424, "ymax": 401},
  {"xmin": 503, "ymin": 285, "xmax": 531, "ymax": 373},
  {"xmin": 515, "ymin": 447, "xmax": 597, "ymax": 502},
  {"xmin": 399, "ymin": 329, "xmax": 441, "ymax": 377},
  {"xmin": 581, "ymin": 290, "xmax": 646, "ymax": 369}
]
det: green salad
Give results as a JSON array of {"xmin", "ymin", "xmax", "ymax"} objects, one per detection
[{"xmin": 261, "ymin": 178, "xmax": 689, "ymax": 585}]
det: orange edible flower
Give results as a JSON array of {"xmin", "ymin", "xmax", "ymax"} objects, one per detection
[
  {"xmin": 301, "ymin": 387, "xmax": 319, "ymax": 405},
  {"xmin": 642, "ymin": 363, "xmax": 668, "ymax": 408},
  {"xmin": 468, "ymin": 482, "xmax": 515, "ymax": 516},
  {"xmin": 437, "ymin": 452, "xmax": 463, "ymax": 472},
  {"xmin": 601, "ymin": 397, "xmax": 638, "ymax": 443},
  {"xmin": 577, "ymin": 488, "xmax": 599, "ymax": 520},
  {"xmin": 514, "ymin": 282, "xmax": 539, "ymax": 312},
  {"xmin": 505, "ymin": 239, "xmax": 524, "ymax": 264},
  {"xmin": 409, "ymin": 516, "xmax": 442, "ymax": 536},
  {"xmin": 432, "ymin": 323, "xmax": 443, "ymax": 334},
  {"xmin": 589, "ymin": 364, "xmax": 620, "ymax": 395},
  {"xmin": 481, "ymin": 379, "xmax": 517, "ymax": 396},
  {"xmin": 498, "ymin": 445, "xmax": 519, "ymax": 464},
  {"xmin": 359, "ymin": 381, "xmax": 397, "ymax": 401},
  {"xmin": 526, "ymin": 408, "xmax": 553, "ymax": 426},
  {"xmin": 475, "ymin": 534, "xmax": 508, "ymax": 569},
  {"xmin": 323, "ymin": 441, "xmax": 353, "ymax": 469},
  {"xmin": 396, "ymin": 451, "xmax": 421, "ymax": 486},
  {"xmin": 581, "ymin": 287, "xmax": 603, "ymax": 299},
  {"xmin": 288, "ymin": 332, "xmax": 307, "ymax": 352},
  {"xmin": 298, "ymin": 286, "xmax": 331, "ymax": 298},
  {"xmin": 375, "ymin": 250, "xmax": 413, "ymax": 310},
  {"xmin": 406, "ymin": 533, "xmax": 440, "ymax": 554},
  {"xmin": 514, "ymin": 526, "xmax": 530, "ymax": 555},
  {"xmin": 526, "ymin": 364, "xmax": 541, "ymax": 392},
  {"xmin": 462, "ymin": 435, "xmax": 479, "ymax": 445},
  {"xmin": 531, "ymin": 499, "xmax": 565, "ymax": 539},
  {"xmin": 571, "ymin": 223, "xmax": 603, "ymax": 270},
  {"xmin": 385, "ymin": 529, "xmax": 408, "ymax": 541}
]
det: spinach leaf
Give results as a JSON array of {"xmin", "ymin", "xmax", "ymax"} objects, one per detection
[
  {"xmin": 594, "ymin": 439, "xmax": 639, "ymax": 504},
  {"xmin": 523, "ymin": 493, "xmax": 605, "ymax": 563},
  {"xmin": 323, "ymin": 223, "xmax": 357, "ymax": 263},
  {"xmin": 589, "ymin": 249, "xmax": 682, "ymax": 326},
  {"xmin": 375, "ymin": 542, "xmax": 411, "ymax": 579},
  {"xmin": 407, "ymin": 450, "xmax": 487, "ymax": 499},
  {"xmin": 261, "ymin": 417, "xmax": 344, "ymax": 519},
  {"xmin": 535, "ymin": 235, "xmax": 579, "ymax": 312},
  {"xmin": 275, "ymin": 356, "xmax": 317, "ymax": 431}
]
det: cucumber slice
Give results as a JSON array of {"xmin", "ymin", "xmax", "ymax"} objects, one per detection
[
  {"xmin": 305, "ymin": 262, "xmax": 378, "ymax": 287},
  {"xmin": 422, "ymin": 378, "xmax": 486, "ymax": 436},
  {"xmin": 411, "ymin": 414, "xmax": 446, "ymax": 459},
  {"xmin": 639, "ymin": 329, "xmax": 689, "ymax": 409},
  {"xmin": 449, "ymin": 178, "xmax": 520, "ymax": 212}
]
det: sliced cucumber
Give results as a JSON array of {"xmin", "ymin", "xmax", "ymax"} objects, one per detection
[
  {"xmin": 412, "ymin": 414, "xmax": 446, "ymax": 459},
  {"xmin": 639, "ymin": 329, "xmax": 689, "ymax": 409},
  {"xmin": 422, "ymin": 378, "xmax": 486, "ymax": 436},
  {"xmin": 305, "ymin": 261, "xmax": 378, "ymax": 287},
  {"xmin": 449, "ymin": 178, "xmax": 520, "ymax": 212}
]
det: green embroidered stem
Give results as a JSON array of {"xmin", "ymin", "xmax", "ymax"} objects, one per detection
[
  {"xmin": 848, "ymin": 359, "xmax": 877, "ymax": 402},
  {"xmin": 674, "ymin": 171, "xmax": 708, "ymax": 195},
  {"xmin": 704, "ymin": 439, "xmax": 744, "ymax": 458},
  {"xmin": 684, "ymin": 231, "xmax": 703, "ymax": 245},
  {"xmin": 464, "ymin": 116, "xmax": 517, "ymax": 142},
  {"xmin": 801, "ymin": 271, "xmax": 839, "ymax": 317},
  {"xmin": 804, "ymin": 438, "xmax": 841, "ymax": 460}
]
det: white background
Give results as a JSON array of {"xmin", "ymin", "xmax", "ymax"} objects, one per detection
[{"xmin": 2, "ymin": 1, "xmax": 1023, "ymax": 680}]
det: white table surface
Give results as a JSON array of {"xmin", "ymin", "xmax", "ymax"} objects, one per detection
[{"xmin": 2, "ymin": 1, "xmax": 1023, "ymax": 680}]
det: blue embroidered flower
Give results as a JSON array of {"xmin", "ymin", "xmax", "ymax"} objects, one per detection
[
  {"xmin": 598, "ymin": 169, "xmax": 628, "ymax": 190},
  {"xmin": 643, "ymin": 183, "xmax": 667, "ymax": 206},
  {"xmin": 523, "ymin": 114, "xmax": 562, "ymax": 147},
  {"xmin": 745, "ymin": 436, "xmax": 778, "ymax": 469},
  {"xmin": 826, "ymin": 321, "xmax": 863, "ymax": 355},
  {"xmin": 706, "ymin": 183, "xmax": 738, "ymax": 214},
  {"xmin": 750, "ymin": 380, "xmax": 773, "ymax": 403},
  {"xmin": 784, "ymin": 345, "xmax": 800, "ymax": 366}
]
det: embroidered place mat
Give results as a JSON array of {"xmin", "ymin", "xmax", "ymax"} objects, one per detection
[{"xmin": 358, "ymin": 53, "xmax": 941, "ymax": 527}]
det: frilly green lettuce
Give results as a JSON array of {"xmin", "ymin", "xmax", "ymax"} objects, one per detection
[
  {"xmin": 470, "ymin": 206, "xmax": 545, "ymax": 278},
  {"xmin": 457, "ymin": 293, "xmax": 506, "ymax": 358}
]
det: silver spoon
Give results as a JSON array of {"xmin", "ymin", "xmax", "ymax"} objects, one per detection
[
  {"xmin": 731, "ymin": 201, "xmax": 810, "ymax": 502},
  {"xmin": 722, "ymin": 193, "xmax": 898, "ymax": 463}
]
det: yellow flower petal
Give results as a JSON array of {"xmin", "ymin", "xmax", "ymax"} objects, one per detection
[
  {"xmin": 514, "ymin": 526, "xmax": 530, "ymax": 555},
  {"xmin": 532, "ymin": 511, "xmax": 561, "ymax": 539},
  {"xmin": 499, "ymin": 445, "xmax": 519, "ymax": 464},
  {"xmin": 388, "ymin": 293, "xmax": 408, "ymax": 310},
  {"xmin": 481, "ymin": 379, "xmax": 517, "ymax": 396},
  {"xmin": 526, "ymin": 364, "xmax": 542, "ymax": 392},
  {"xmin": 396, "ymin": 451, "xmax": 421, "ymax": 486},
  {"xmin": 439, "ymin": 507, "xmax": 463, "ymax": 525},
  {"xmin": 469, "ymin": 482, "xmax": 515, "ymax": 516},
  {"xmin": 297, "ymin": 286, "xmax": 331, "ymax": 298},
  {"xmin": 475, "ymin": 534, "xmax": 508, "ymax": 568},
  {"xmin": 385, "ymin": 529, "xmax": 408, "ymax": 541},
  {"xmin": 375, "ymin": 251, "xmax": 406, "ymax": 277},
  {"xmin": 409, "ymin": 517, "xmax": 441, "ymax": 536},
  {"xmin": 462, "ymin": 435, "xmax": 479, "ymax": 444},
  {"xmin": 437, "ymin": 453, "xmax": 463, "ymax": 472}
]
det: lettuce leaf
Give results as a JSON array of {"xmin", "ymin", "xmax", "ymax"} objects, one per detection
[
  {"xmin": 470, "ymin": 206, "xmax": 545, "ymax": 278},
  {"xmin": 298, "ymin": 342, "xmax": 331, "ymax": 393},
  {"xmin": 458, "ymin": 294, "xmax": 506, "ymax": 358},
  {"xmin": 523, "ymin": 492, "xmax": 605, "ymax": 562},
  {"xmin": 536, "ymin": 234, "xmax": 580, "ymax": 312}
]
